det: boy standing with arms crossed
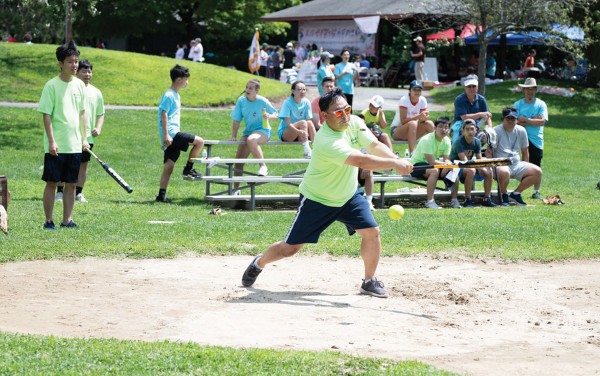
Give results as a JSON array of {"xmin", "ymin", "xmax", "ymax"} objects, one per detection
[
  {"xmin": 55, "ymin": 59, "xmax": 105, "ymax": 203},
  {"xmin": 156, "ymin": 64, "xmax": 204, "ymax": 203},
  {"xmin": 38, "ymin": 41, "xmax": 88, "ymax": 230}
]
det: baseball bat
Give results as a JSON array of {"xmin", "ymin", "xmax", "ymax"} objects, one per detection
[
  {"xmin": 412, "ymin": 158, "xmax": 511, "ymax": 170},
  {"xmin": 87, "ymin": 150, "xmax": 133, "ymax": 193}
]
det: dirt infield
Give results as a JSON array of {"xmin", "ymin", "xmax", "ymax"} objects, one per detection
[{"xmin": 0, "ymin": 255, "xmax": 599, "ymax": 375}]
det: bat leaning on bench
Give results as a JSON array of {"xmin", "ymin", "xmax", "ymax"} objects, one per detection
[{"xmin": 412, "ymin": 158, "xmax": 511, "ymax": 170}]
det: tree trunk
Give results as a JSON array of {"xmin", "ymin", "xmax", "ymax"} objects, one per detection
[{"xmin": 65, "ymin": 0, "xmax": 73, "ymax": 43}]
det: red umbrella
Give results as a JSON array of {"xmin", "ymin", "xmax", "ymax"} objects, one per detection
[
  {"xmin": 426, "ymin": 28, "xmax": 456, "ymax": 41},
  {"xmin": 460, "ymin": 24, "xmax": 481, "ymax": 38}
]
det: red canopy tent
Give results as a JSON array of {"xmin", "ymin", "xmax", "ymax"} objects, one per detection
[
  {"xmin": 460, "ymin": 24, "xmax": 481, "ymax": 38},
  {"xmin": 426, "ymin": 28, "xmax": 455, "ymax": 41}
]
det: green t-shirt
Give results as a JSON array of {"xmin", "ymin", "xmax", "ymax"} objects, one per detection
[
  {"xmin": 410, "ymin": 132, "xmax": 451, "ymax": 164},
  {"xmin": 299, "ymin": 115, "xmax": 376, "ymax": 207},
  {"xmin": 83, "ymin": 83, "xmax": 105, "ymax": 144},
  {"xmin": 360, "ymin": 108, "xmax": 384, "ymax": 130},
  {"xmin": 38, "ymin": 76, "xmax": 86, "ymax": 153}
]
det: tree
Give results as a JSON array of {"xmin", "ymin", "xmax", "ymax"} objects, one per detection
[
  {"xmin": 0, "ymin": 0, "xmax": 66, "ymax": 43},
  {"xmin": 422, "ymin": 0, "xmax": 595, "ymax": 94}
]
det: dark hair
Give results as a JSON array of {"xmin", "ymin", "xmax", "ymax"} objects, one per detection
[
  {"xmin": 290, "ymin": 80, "xmax": 305, "ymax": 97},
  {"xmin": 56, "ymin": 40, "xmax": 80, "ymax": 62},
  {"xmin": 321, "ymin": 76, "xmax": 334, "ymax": 86},
  {"xmin": 434, "ymin": 117, "xmax": 450, "ymax": 126},
  {"xmin": 319, "ymin": 88, "xmax": 346, "ymax": 112},
  {"xmin": 502, "ymin": 107, "xmax": 517, "ymax": 118},
  {"xmin": 78, "ymin": 59, "xmax": 92, "ymax": 71},
  {"xmin": 170, "ymin": 64, "xmax": 190, "ymax": 81},
  {"xmin": 340, "ymin": 49, "xmax": 350, "ymax": 57}
]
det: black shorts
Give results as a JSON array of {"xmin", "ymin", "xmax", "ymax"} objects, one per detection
[
  {"xmin": 284, "ymin": 191, "xmax": 377, "ymax": 244},
  {"xmin": 410, "ymin": 162, "xmax": 449, "ymax": 181},
  {"xmin": 81, "ymin": 144, "xmax": 94, "ymax": 163},
  {"xmin": 164, "ymin": 132, "xmax": 196, "ymax": 163},
  {"xmin": 42, "ymin": 153, "xmax": 81, "ymax": 183},
  {"xmin": 528, "ymin": 143, "xmax": 543, "ymax": 167}
]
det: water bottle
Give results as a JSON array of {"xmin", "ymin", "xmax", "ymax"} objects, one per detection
[
  {"xmin": 201, "ymin": 149, "xmax": 208, "ymax": 159},
  {"xmin": 404, "ymin": 148, "xmax": 410, "ymax": 158},
  {"xmin": 262, "ymin": 108, "xmax": 270, "ymax": 129}
]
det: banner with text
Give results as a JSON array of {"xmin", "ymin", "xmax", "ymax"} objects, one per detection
[{"xmin": 298, "ymin": 20, "xmax": 376, "ymax": 57}]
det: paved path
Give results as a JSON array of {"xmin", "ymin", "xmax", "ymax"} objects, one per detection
[{"xmin": 0, "ymin": 87, "xmax": 447, "ymax": 112}]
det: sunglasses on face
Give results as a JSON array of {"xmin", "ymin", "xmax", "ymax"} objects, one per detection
[{"xmin": 328, "ymin": 105, "xmax": 352, "ymax": 118}]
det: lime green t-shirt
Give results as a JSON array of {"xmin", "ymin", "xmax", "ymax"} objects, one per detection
[
  {"xmin": 410, "ymin": 132, "xmax": 451, "ymax": 164},
  {"xmin": 299, "ymin": 115, "xmax": 376, "ymax": 207},
  {"xmin": 83, "ymin": 83, "xmax": 105, "ymax": 144},
  {"xmin": 360, "ymin": 108, "xmax": 384, "ymax": 129},
  {"xmin": 38, "ymin": 76, "xmax": 86, "ymax": 153}
]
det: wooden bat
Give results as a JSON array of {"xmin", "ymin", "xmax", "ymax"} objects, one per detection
[
  {"xmin": 412, "ymin": 158, "xmax": 511, "ymax": 170},
  {"xmin": 87, "ymin": 150, "xmax": 133, "ymax": 193}
]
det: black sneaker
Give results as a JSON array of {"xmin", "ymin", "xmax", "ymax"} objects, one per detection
[
  {"xmin": 155, "ymin": 196, "xmax": 171, "ymax": 203},
  {"xmin": 242, "ymin": 254, "xmax": 263, "ymax": 287},
  {"xmin": 501, "ymin": 193, "xmax": 510, "ymax": 207},
  {"xmin": 183, "ymin": 169, "xmax": 202, "ymax": 181},
  {"xmin": 509, "ymin": 192, "xmax": 527, "ymax": 206},
  {"xmin": 43, "ymin": 221, "xmax": 56, "ymax": 231},
  {"xmin": 60, "ymin": 220, "xmax": 78, "ymax": 228},
  {"xmin": 482, "ymin": 197, "xmax": 498, "ymax": 207},
  {"xmin": 360, "ymin": 277, "xmax": 389, "ymax": 298}
]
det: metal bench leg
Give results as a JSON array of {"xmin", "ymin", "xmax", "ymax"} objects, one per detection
[
  {"xmin": 379, "ymin": 181, "xmax": 386, "ymax": 209},
  {"xmin": 250, "ymin": 183, "xmax": 256, "ymax": 211}
]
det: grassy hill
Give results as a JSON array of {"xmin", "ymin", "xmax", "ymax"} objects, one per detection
[{"xmin": 0, "ymin": 43, "xmax": 290, "ymax": 106}]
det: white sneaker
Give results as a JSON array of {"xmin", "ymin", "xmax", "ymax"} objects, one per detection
[
  {"xmin": 55, "ymin": 192, "xmax": 63, "ymax": 201},
  {"xmin": 303, "ymin": 150, "xmax": 312, "ymax": 159},
  {"xmin": 369, "ymin": 202, "xmax": 376, "ymax": 211},
  {"xmin": 233, "ymin": 190, "xmax": 241, "ymax": 196},
  {"xmin": 257, "ymin": 165, "xmax": 268, "ymax": 176},
  {"xmin": 425, "ymin": 200, "xmax": 442, "ymax": 209},
  {"xmin": 75, "ymin": 193, "xmax": 88, "ymax": 203},
  {"xmin": 450, "ymin": 198, "xmax": 462, "ymax": 209}
]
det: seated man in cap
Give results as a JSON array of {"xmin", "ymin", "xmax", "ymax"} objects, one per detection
[
  {"xmin": 452, "ymin": 75, "xmax": 493, "ymax": 145},
  {"xmin": 486, "ymin": 107, "xmax": 542, "ymax": 206},
  {"xmin": 513, "ymin": 77, "xmax": 548, "ymax": 199}
]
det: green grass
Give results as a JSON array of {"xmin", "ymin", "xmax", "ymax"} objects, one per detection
[
  {"xmin": 0, "ymin": 332, "xmax": 454, "ymax": 375},
  {"xmin": 0, "ymin": 43, "xmax": 290, "ymax": 106},
  {"xmin": 1, "ymin": 45, "xmax": 599, "ymax": 375}
]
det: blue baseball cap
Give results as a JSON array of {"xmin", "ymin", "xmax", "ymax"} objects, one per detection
[{"xmin": 409, "ymin": 80, "xmax": 423, "ymax": 89}]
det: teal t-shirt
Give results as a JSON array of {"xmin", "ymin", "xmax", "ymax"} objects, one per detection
[
  {"xmin": 157, "ymin": 88, "xmax": 181, "ymax": 144},
  {"xmin": 410, "ymin": 132, "xmax": 451, "ymax": 164},
  {"xmin": 333, "ymin": 62, "xmax": 356, "ymax": 95},
  {"xmin": 230, "ymin": 95, "xmax": 278, "ymax": 137},
  {"xmin": 38, "ymin": 76, "xmax": 86, "ymax": 153},
  {"xmin": 299, "ymin": 115, "xmax": 376, "ymax": 207},
  {"xmin": 277, "ymin": 96, "xmax": 312, "ymax": 139},
  {"xmin": 83, "ymin": 83, "xmax": 105, "ymax": 144}
]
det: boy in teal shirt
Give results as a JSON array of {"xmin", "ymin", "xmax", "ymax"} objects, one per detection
[
  {"xmin": 156, "ymin": 64, "xmax": 205, "ymax": 203},
  {"xmin": 38, "ymin": 40, "xmax": 88, "ymax": 230}
]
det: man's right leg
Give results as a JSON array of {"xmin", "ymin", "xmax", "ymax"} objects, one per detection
[
  {"xmin": 242, "ymin": 241, "xmax": 304, "ymax": 287},
  {"xmin": 43, "ymin": 182, "xmax": 57, "ymax": 224}
]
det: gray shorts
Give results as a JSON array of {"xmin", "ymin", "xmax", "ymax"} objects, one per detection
[{"xmin": 508, "ymin": 161, "xmax": 530, "ymax": 181}]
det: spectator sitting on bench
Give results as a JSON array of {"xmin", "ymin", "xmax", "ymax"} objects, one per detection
[
  {"xmin": 390, "ymin": 80, "xmax": 434, "ymax": 155},
  {"xmin": 410, "ymin": 117, "xmax": 453, "ymax": 209},
  {"xmin": 277, "ymin": 81, "xmax": 316, "ymax": 159},
  {"xmin": 230, "ymin": 79, "xmax": 279, "ymax": 184},
  {"xmin": 452, "ymin": 75, "xmax": 492, "ymax": 144},
  {"xmin": 449, "ymin": 119, "xmax": 497, "ymax": 208},
  {"xmin": 486, "ymin": 107, "xmax": 542, "ymax": 207},
  {"xmin": 311, "ymin": 76, "xmax": 335, "ymax": 131},
  {"xmin": 361, "ymin": 95, "xmax": 393, "ymax": 150}
]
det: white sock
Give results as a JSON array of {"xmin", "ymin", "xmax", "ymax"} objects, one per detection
[
  {"xmin": 533, "ymin": 189, "xmax": 539, "ymax": 194},
  {"xmin": 302, "ymin": 141, "xmax": 311, "ymax": 153},
  {"xmin": 427, "ymin": 199, "xmax": 435, "ymax": 204},
  {"xmin": 253, "ymin": 256, "xmax": 263, "ymax": 270},
  {"xmin": 366, "ymin": 195, "xmax": 373, "ymax": 203}
]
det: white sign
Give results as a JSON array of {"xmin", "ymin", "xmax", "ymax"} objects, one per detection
[{"xmin": 298, "ymin": 20, "xmax": 376, "ymax": 56}]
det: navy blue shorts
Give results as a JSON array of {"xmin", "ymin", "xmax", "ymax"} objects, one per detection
[
  {"xmin": 42, "ymin": 153, "xmax": 81, "ymax": 183},
  {"xmin": 164, "ymin": 132, "xmax": 196, "ymax": 163},
  {"xmin": 284, "ymin": 190, "xmax": 378, "ymax": 245},
  {"xmin": 81, "ymin": 144, "xmax": 94, "ymax": 163}
]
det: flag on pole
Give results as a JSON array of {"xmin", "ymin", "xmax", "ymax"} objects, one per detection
[{"xmin": 248, "ymin": 29, "xmax": 260, "ymax": 74}]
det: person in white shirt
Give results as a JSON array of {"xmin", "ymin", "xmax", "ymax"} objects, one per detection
[{"xmin": 390, "ymin": 80, "xmax": 434, "ymax": 154}]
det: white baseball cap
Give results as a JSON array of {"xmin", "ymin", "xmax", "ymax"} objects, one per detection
[
  {"xmin": 464, "ymin": 75, "xmax": 478, "ymax": 87},
  {"xmin": 369, "ymin": 95, "xmax": 384, "ymax": 108}
]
